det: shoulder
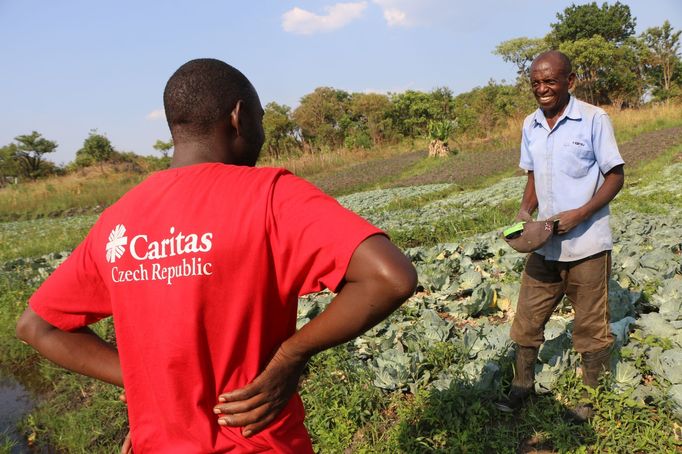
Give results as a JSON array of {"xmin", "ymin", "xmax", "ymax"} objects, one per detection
[
  {"xmin": 522, "ymin": 111, "xmax": 537, "ymax": 130},
  {"xmin": 574, "ymin": 98, "xmax": 608, "ymax": 119},
  {"xmin": 269, "ymin": 170, "xmax": 328, "ymax": 200},
  {"xmin": 212, "ymin": 164, "xmax": 290, "ymax": 184}
]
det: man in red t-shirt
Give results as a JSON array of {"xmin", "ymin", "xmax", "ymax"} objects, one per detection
[{"xmin": 16, "ymin": 59, "xmax": 417, "ymax": 453}]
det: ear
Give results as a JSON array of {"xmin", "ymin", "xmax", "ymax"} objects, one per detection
[
  {"xmin": 230, "ymin": 100, "xmax": 244, "ymax": 138},
  {"xmin": 567, "ymin": 72, "xmax": 576, "ymax": 91}
]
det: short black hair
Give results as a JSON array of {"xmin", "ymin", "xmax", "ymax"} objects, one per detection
[
  {"xmin": 532, "ymin": 50, "xmax": 573, "ymax": 76},
  {"xmin": 163, "ymin": 58, "xmax": 257, "ymax": 138}
]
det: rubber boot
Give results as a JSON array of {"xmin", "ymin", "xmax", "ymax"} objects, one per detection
[
  {"xmin": 495, "ymin": 345, "xmax": 538, "ymax": 413},
  {"xmin": 568, "ymin": 347, "xmax": 611, "ymax": 422}
]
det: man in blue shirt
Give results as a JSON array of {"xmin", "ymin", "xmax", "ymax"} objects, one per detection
[{"xmin": 496, "ymin": 51, "xmax": 625, "ymax": 421}]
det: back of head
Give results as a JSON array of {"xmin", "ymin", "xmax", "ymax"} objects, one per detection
[{"xmin": 163, "ymin": 59, "xmax": 257, "ymax": 141}]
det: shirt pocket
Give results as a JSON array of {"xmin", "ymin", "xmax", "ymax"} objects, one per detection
[{"xmin": 559, "ymin": 141, "xmax": 595, "ymax": 178}]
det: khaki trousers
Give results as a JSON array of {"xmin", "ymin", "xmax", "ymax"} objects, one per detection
[{"xmin": 510, "ymin": 251, "xmax": 614, "ymax": 354}]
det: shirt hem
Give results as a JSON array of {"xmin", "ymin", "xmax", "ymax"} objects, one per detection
[{"xmin": 536, "ymin": 247, "xmax": 612, "ymax": 263}]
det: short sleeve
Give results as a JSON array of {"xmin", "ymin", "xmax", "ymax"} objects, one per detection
[
  {"xmin": 519, "ymin": 122, "xmax": 534, "ymax": 171},
  {"xmin": 267, "ymin": 173, "xmax": 384, "ymax": 296},
  {"xmin": 592, "ymin": 113, "xmax": 624, "ymax": 173},
  {"xmin": 29, "ymin": 230, "xmax": 112, "ymax": 331}
]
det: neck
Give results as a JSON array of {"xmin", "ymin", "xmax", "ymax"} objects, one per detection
[
  {"xmin": 169, "ymin": 137, "xmax": 239, "ymax": 169},
  {"xmin": 170, "ymin": 144, "xmax": 218, "ymax": 168},
  {"xmin": 542, "ymin": 94, "xmax": 571, "ymax": 125}
]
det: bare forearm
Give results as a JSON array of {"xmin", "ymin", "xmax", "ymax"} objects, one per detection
[
  {"xmin": 214, "ymin": 236, "xmax": 416, "ymax": 435},
  {"xmin": 280, "ymin": 280, "xmax": 407, "ymax": 360},
  {"xmin": 578, "ymin": 165, "xmax": 624, "ymax": 220},
  {"xmin": 16, "ymin": 308, "xmax": 123, "ymax": 387},
  {"xmin": 280, "ymin": 235, "xmax": 416, "ymax": 362},
  {"xmin": 518, "ymin": 172, "xmax": 538, "ymax": 218}
]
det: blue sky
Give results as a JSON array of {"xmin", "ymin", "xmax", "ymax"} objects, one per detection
[{"xmin": 1, "ymin": 0, "xmax": 680, "ymax": 165}]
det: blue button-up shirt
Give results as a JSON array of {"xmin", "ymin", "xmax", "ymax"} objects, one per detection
[{"xmin": 519, "ymin": 95, "xmax": 624, "ymax": 261}]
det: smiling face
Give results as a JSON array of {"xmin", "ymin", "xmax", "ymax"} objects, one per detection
[{"xmin": 529, "ymin": 53, "xmax": 575, "ymax": 120}]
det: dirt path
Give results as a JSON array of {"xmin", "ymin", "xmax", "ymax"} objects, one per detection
[
  {"xmin": 394, "ymin": 125, "xmax": 682, "ymax": 188},
  {"xmin": 618, "ymin": 125, "xmax": 682, "ymax": 165},
  {"xmin": 313, "ymin": 126, "xmax": 682, "ymax": 195},
  {"xmin": 310, "ymin": 150, "xmax": 426, "ymax": 195}
]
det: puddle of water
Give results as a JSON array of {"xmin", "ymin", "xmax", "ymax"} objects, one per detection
[{"xmin": 0, "ymin": 375, "xmax": 34, "ymax": 453}]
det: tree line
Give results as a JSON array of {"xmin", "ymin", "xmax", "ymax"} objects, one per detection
[
  {"xmin": 266, "ymin": 2, "xmax": 680, "ymax": 158},
  {"xmin": 1, "ymin": 1, "xmax": 679, "ymax": 183},
  {"xmin": 495, "ymin": 2, "xmax": 681, "ymax": 108},
  {"xmin": 0, "ymin": 130, "xmax": 174, "ymax": 186}
]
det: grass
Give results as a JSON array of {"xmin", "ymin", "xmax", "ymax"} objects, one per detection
[
  {"xmin": 258, "ymin": 139, "xmax": 429, "ymax": 180},
  {"xmin": 300, "ymin": 348, "xmax": 388, "ymax": 452},
  {"xmin": 457, "ymin": 100, "xmax": 682, "ymax": 154},
  {"xmin": 383, "ymin": 185, "xmax": 462, "ymax": 212},
  {"xmin": 0, "ymin": 166, "xmax": 144, "ymax": 221},
  {"xmin": 613, "ymin": 143, "xmax": 682, "ymax": 214},
  {"xmin": 0, "ymin": 436, "xmax": 17, "ymax": 454},
  {"xmin": 0, "ymin": 215, "xmax": 96, "ymax": 262},
  {"xmin": 302, "ymin": 350, "xmax": 681, "ymax": 453},
  {"xmin": 0, "ymin": 107, "xmax": 681, "ymax": 453},
  {"xmin": 0, "ymin": 102, "xmax": 679, "ymax": 222},
  {"xmin": 19, "ymin": 375, "xmax": 127, "ymax": 454},
  {"xmin": 607, "ymin": 101, "xmax": 682, "ymax": 144},
  {"xmin": 391, "ymin": 155, "xmax": 455, "ymax": 183},
  {"xmin": 388, "ymin": 199, "xmax": 520, "ymax": 249},
  {"xmin": 0, "ymin": 263, "xmax": 124, "ymax": 453}
]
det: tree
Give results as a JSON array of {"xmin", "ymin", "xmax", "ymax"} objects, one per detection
[
  {"xmin": 641, "ymin": 20, "xmax": 681, "ymax": 94},
  {"xmin": 605, "ymin": 38, "xmax": 649, "ymax": 108},
  {"xmin": 153, "ymin": 139, "xmax": 174, "ymax": 159},
  {"xmin": 293, "ymin": 87, "xmax": 351, "ymax": 151},
  {"xmin": 494, "ymin": 37, "xmax": 550, "ymax": 80},
  {"xmin": 560, "ymin": 36, "xmax": 646, "ymax": 107},
  {"xmin": 387, "ymin": 89, "xmax": 455, "ymax": 140},
  {"xmin": 387, "ymin": 90, "xmax": 430, "ymax": 138},
  {"xmin": 429, "ymin": 87, "xmax": 456, "ymax": 120},
  {"xmin": 262, "ymin": 102, "xmax": 300, "ymax": 158},
  {"xmin": 76, "ymin": 130, "xmax": 115, "ymax": 170},
  {"xmin": 13, "ymin": 131, "xmax": 58, "ymax": 179},
  {"xmin": 549, "ymin": 1, "xmax": 636, "ymax": 45},
  {"xmin": 349, "ymin": 93, "xmax": 391, "ymax": 146},
  {"xmin": 0, "ymin": 143, "xmax": 21, "ymax": 185},
  {"xmin": 561, "ymin": 36, "xmax": 618, "ymax": 105},
  {"xmin": 453, "ymin": 81, "xmax": 534, "ymax": 139}
]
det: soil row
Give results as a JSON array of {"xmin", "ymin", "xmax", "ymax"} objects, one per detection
[{"xmin": 313, "ymin": 126, "xmax": 682, "ymax": 195}]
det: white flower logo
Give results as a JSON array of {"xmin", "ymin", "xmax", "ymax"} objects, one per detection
[{"xmin": 106, "ymin": 224, "xmax": 128, "ymax": 263}]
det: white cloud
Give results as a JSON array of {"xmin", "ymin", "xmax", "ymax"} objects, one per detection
[
  {"xmin": 371, "ymin": 0, "xmax": 454, "ymax": 27},
  {"xmin": 382, "ymin": 8, "xmax": 408, "ymax": 27},
  {"xmin": 282, "ymin": 2, "xmax": 368, "ymax": 35},
  {"xmin": 146, "ymin": 109, "xmax": 165, "ymax": 121},
  {"xmin": 372, "ymin": 0, "xmax": 412, "ymax": 27}
]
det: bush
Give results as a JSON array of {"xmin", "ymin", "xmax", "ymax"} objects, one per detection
[
  {"xmin": 344, "ymin": 129, "xmax": 373, "ymax": 150},
  {"xmin": 428, "ymin": 120, "xmax": 456, "ymax": 142}
]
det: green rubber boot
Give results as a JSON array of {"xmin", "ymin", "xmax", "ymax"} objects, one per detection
[
  {"xmin": 495, "ymin": 345, "xmax": 539, "ymax": 413},
  {"xmin": 568, "ymin": 347, "xmax": 612, "ymax": 422}
]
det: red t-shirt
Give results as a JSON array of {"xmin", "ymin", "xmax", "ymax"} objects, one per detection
[{"xmin": 30, "ymin": 163, "xmax": 383, "ymax": 453}]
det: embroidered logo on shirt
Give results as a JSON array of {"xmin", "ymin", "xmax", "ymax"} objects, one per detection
[
  {"xmin": 572, "ymin": 140, "xmax": 586, "ymax": 147},
  {"xmin": 106, "ymin": 224, "xmax": 128, "ymax": 263}
]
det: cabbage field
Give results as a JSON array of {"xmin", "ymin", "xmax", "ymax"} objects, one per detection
[
  {"xmin": 1, "ymin": 156, "xmax": 681, "ymax": 453},
  {"xmin": 299, "ymin": 160, "xmax": 682, "ymax": 452},
  {"xmin": 320, "ymin": 163, "xmax": 682, "ymax": 406}
]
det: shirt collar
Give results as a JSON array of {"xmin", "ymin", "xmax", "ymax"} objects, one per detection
[{"xmin": 532, "ymin": 95, "xmax": 582, "ymax": 127}]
